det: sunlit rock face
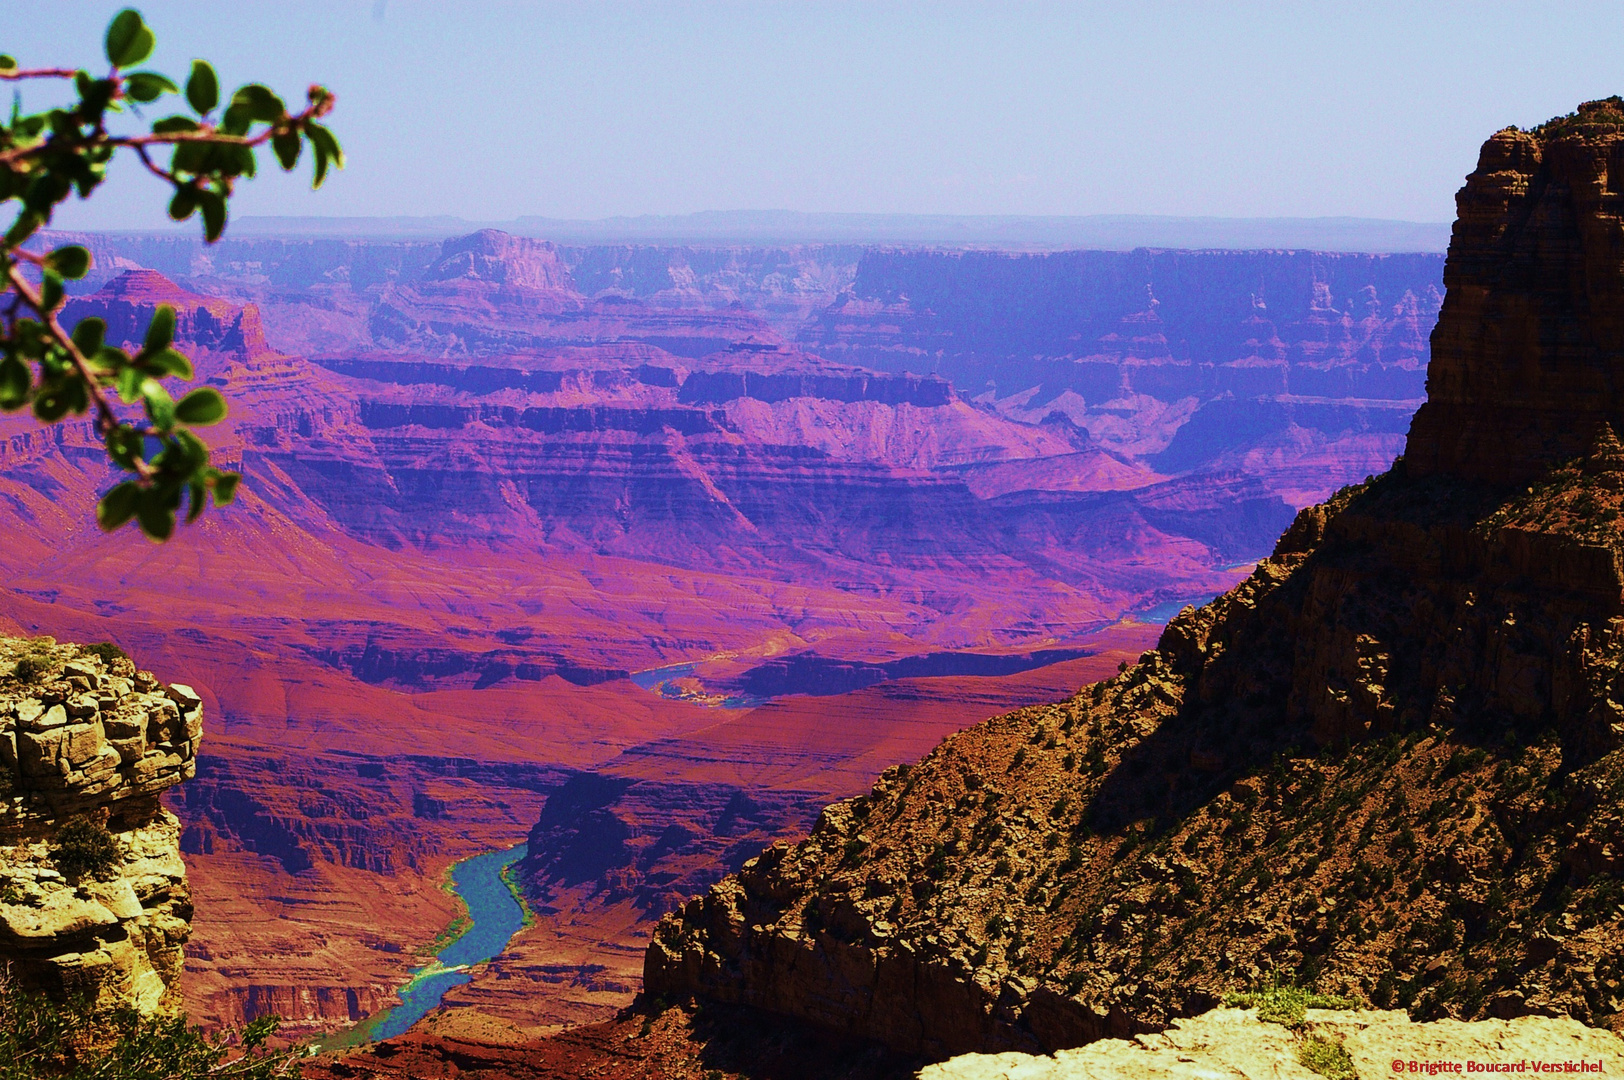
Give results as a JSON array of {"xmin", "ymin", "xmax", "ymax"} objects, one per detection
[
  {"xmin": 0, "ymin": 637, "xmax": 202, "ymax": 1014},
  {"xmin": 1409, "ymin": 101, "xmax": 1624, "ymax": 484}
]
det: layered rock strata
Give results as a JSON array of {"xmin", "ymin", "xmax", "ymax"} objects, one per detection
[
  {"xmin": 0, "ymin": 637, "xmax": 202, "ymax": 1012},
  {"xmin": 643, "ymin": 104, "xmax": 1624, "ymax": 1059},
  {"xmin": 1409, "ymin": 98, "xmax": 1624, "ymax": 483}
]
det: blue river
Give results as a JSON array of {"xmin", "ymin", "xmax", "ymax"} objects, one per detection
[{"xmin": 321, "ymin": 842, "xmax": 529, "ymax": 1048}]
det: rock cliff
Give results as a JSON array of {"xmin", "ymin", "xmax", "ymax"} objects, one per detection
[
  {"xmin": 643, "ymin": 103, "xmax": 1624, "ymax": 1059},
  {"xmin": 0, "ymin": 636, "xmax": 202, "ymax": 1012},
  {"xmin": 1409, "ymin": 98, "xmax": 1624, "ymax": 484}
]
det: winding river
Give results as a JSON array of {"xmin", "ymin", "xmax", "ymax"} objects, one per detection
[{"xmin": 322, "ymin": 842, "xmax": 530, "ymax": 1048}]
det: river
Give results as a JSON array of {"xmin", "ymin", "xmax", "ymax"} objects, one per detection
[{"xmin": 320, "ymin": 842, "xmax": 530, "ymax": 1048}]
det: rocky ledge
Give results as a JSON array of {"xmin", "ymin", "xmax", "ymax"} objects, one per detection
[
  {"xmin": 0, "ymin": 636, "xmax": 203, "ymax": 1012},
  {"xmin": 925, "ymin": 1007, "xmax": 1624, "ymax": 1080}
]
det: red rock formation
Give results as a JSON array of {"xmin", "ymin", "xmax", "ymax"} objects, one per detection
[
  {"xmin": 1409, "ymin": 100, "xmax": 1624, "ymax": 483},
  {"xmin": 421, "ymin": 230, "xmax": 576, "ymax": 293},
  {"xmin": 68, "ymin": 269, "xmax": 277, "ymax": 366}
]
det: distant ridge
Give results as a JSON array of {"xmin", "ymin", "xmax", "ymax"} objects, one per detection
[{"xmin": 221, "ymin": 211, "xmax": 1451, "ymax": 253}]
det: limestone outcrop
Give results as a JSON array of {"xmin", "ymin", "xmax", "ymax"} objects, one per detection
[
  {"xmin": 0, "ymin": 636, "xmax": 202, "ymax": 1012},
  {"xmin": 923, "ymin": 1007, "xmax": 1624, "ymax": 1080}
]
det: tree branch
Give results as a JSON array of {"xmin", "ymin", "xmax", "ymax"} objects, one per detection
[
  {"xmin": 1, "ymin": 260, "xmax": 155, "ymax": 480},
  {"xmin": 0, "ymin": 67, "xmax": 80, "ymax": 80},
  {"xmin": 0, "ymin": 101, "xmax": 328, "ymax": 169}
]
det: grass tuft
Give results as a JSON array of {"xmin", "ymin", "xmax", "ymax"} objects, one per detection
[
  {"xmin": 1222, "ymin": 983, "xmax": 1358, "ymax": 1026},
  {"xmin": 1297, "ymin": 1034, "xmax": 1356, "ymax": 1080}
]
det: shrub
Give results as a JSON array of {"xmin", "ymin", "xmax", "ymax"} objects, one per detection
[
  {"xmin": 1223, "ymin": 981, "xmax": 1358, "ymax": 1026},
  {"xmin": 80, "ymin": 642, "xmax": 129, "ymax": 668},
  {"xmin": 0, "ymin": 969, "xmax": 299, "ymax": 1079},
  {"xmin": 51, "ymin": 816, "xmax": 121, "ymax": 880},
  {"xmin": 11, "ymin": 655, "xmax": 49, "ymax": 684},
  {"xmin": 1297, "ymin": 1035, "xmax": 1356, "ymax": 1080}
]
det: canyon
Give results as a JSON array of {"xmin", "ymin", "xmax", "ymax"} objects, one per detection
[
  {"xmin": 0, "ymin": 216, "xmax": 1440, "ymax": 1042},
  {"xmin": 643, "ymin": 99, "xmax": 1624, "ymax": 1068}
]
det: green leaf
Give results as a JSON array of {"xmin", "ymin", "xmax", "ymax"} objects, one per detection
[
  {"xmin": 185, "ymin": 60, "xmax": 218, "ymax": 114},
  {"xmin": 144, "ymin": 304, "xmax": 175, "ymax": 352},
  {"xmin": 104, "ymin": 10, "xmax": 154, "ymax": 68},
  {"xmin": 0, "ymin": 55, "xmax": 16, "ymax": 73},
  {"xmin": 5, "ymin": 211, "xmax": 42, "ymax": 247},
  {"xmin": 152, "ymin": 115, "xmax": 200, "ymax": 134},
  {"xmin": 143, "ymin": 347, "xmax": 193, "ymax": 380},
  {"xmin": 71, "ymin": 317, "xmax": 107, "ymax": 356},
  {"xmin": 142, "ymin": 380, "xmax": 176, "ymax": 431},
  {"xmin": 33, "ymin": 388, "xmax": 70, "ymax": 423},
  {"xmin": 219, "ymin": 104, "xmax": 252, "ymax": 137},
  {"xmin": 174, "ymin": 386, "xmax": 226, "ymax": 425},
  {"xmin": 116, "ymin": 367, "xmax": 145, "ymax": 405},
  {"xmin": 62, "ymin": 375, "xmax": 88, "ymax": 415},
  {"xmin": 46, "ymin": 244, "xmax": 92, "ymax": 280},
  {"xmin": 124, "ymin": 71, "xmax": 177, "ymax": 103},
  {"xmin": 212, "ymin": 470, "xmax": 240, "ymax": 505},
  {"xmin": 135, "ymin": 496, "xmax": 175, "ymax": 541},
  {"xmin": 168, "ymin": 187, "xmax": 198, "ymax": 221},
  {"xmin": 93, "ymin": 345, "xmax": 132, "ymax": 371},
  {"xmin": 229, "ymin": 84, "xmax": 285, "ymax": 123},
  {"xmin": 171, "ymin": 140, "xmax": 209, "ymax": 175},
  {"xmin": 197, "ymin": 189, "xmax": 226, "ymax": 242},
  {"xmin": 186, "ymin": 478, "xmax": 207, "ymax": 523},
  {"xmin": 39, "ymin": 270, "xmax": 63, "ymax": 311},
  {"xmin": 97, "ymin": 481, "xmax": 142, "ymax": 531},
  {"xmin": 306, "ymin": 123, "xmax": 343, "ymax": 188},
  {"xmin": 0, "ymin": 356, "xmax": 30, "ymax": 409},
  {"xmin": 272, "ymin": 131, "xmax": 301, "ymax": 171},
  {"xmin": 173, "ymin": 428, "xmax": 208, "ymax": 470},
  {"xmin": 227, "ymin": 142, "xmax": 257, "ymax": 179},
  {"xmin": 106, "ymin": 424, "xmax": 144, "ymax": 470}
]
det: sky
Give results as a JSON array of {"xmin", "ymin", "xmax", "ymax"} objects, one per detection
[{"xmin": 12, "ymin": 1, "xmax": 1624, "ymax": 231}]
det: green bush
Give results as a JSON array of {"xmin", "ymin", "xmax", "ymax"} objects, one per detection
[
  {"xmin": 12, "ymin": 655, "xmax": 49, "ymax": 684},
  {"xmin": 1297, "ymin": 1035, "xmax": 1356, "ymax": 1080},
  {"xmin": 1223, "ymin": 982, "xmax": 1358, "ymax": 1026},
  {"xmin": 0, "ymin": 972, "xmax": 300, "ymax": 1079},
  {"xmin": 79, "ymin": 643, "xmax": 129, "ymax": 668},
  {"xmin": 51, "ymin": 816, "xmax": 122, "ymax": 880}
]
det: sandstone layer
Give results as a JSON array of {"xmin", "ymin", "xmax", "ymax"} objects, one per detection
[
  {"xmin": 1410, "ymin": 98, "xmax": 1624, "ymax": 484},
  {"xmin": 0, "ymin": 636, "xmax": 201, "ymax": 1012},
  {"xmin": 643, "ymin": 104, "xmax": 1624, "ymax": 1060},
  {"xmin": 923, "ymin": 1007, "xmax": 1624, "ymax": 1080}
]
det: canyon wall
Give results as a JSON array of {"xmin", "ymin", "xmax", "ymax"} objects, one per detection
[
  {"xmin": 804, "ymin": 247, "xmax": 1441, "ymax": 504},
  {"xmin": 0, "ymin": 224, "xmax": 1446, "ymax": 1036},
  {"xmin": 644, "ymin": 103, "xmax": 1624, "ymax": 1060},
  {"xmin": 0, "ymin": 636, "xmax": 201, "ymax": 1013}
]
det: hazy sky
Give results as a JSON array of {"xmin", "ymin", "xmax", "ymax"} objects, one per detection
[{"xmin": 15, "ymin": 2, "xmax": 1624, "ymax": 230}]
